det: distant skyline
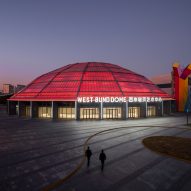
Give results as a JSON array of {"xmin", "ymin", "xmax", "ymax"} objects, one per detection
[{"xmin": 0, "ymin": 0, "xmax": 191, "ymax": 88}]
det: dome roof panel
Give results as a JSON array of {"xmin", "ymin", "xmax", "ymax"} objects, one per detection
[
  {"xmin": 83, "ymin": 72, "xmax": 114, "ymax": 81},
  {"xmin": 11, "ymin": 92, "xmax": 37, "ymax": 99},
  {"xmin": 53, "ymin": 72, "xmax": 83, "ymax": 81},
  {"xmin": 86, "ymin": 66, "xmax": 108, "ymax": 72},
  {"xmin": 36, "ymin": 92, "xmax": 77, "ymax": 100},
  {"xmin": 80, "ymin": 81, "xmax": 120, "ymax": 92},
  {"xmin": 65, "ymin": 63, "xmax": 88, "ymax": 72},
  {"xmin": 22, "ymin": 82, "xmax": 47, "ymax": 93},
  {"xmin": 119, "ymin": 82, "xmax": 151, "ymax": 93},
  {"xmin": 88, "ymin": 62, "xmax": 105, "ymax": 67},
  {"xmin": 10, "ymin": 62, "xmax": 171, "ymax": 101},
  {"xmin": 42, "ymin": 81, "xmax": 80, "ymax": 92},
  {"xmin": 33, "ymin": 74, "xmax": 55, "ymax": 83},
  {"xmin": 109, "ymin": 67, "xmax": 132, "ymax": 73},
  {"xmin": 113, "ymin": 73, "xmax": 147, "ymax": 83},
  {"xmin": 78, "ymin": 91, "xmax": 123, "ymax": 97}
]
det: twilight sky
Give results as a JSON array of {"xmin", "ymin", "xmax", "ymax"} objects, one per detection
[{"xmin": 0, "ymin": 0, "xmax": 191, "ymax": 88}]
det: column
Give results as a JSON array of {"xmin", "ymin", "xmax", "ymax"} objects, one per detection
[
  {"xmin": 30, "ymin": 101, "xmax": 32, "ymax": 118},
  {"xmin": 7, "ymin": 100, "xmax": 10, "ymax": 115},
  {"xmin": 145, "ymin": 101, "xmax": 148, "ymax": 117},
  {"xmin": 126, "ymin": 101, "xmax": 128, "ymax": 119},
  {"xmin": 161, "ymin": 101, "xmax": 164, "ymax": 116},
  {"xmin": 18, "ymin": 101, "xmax": 20, "ymax": 117},
  {"xmin": 169, "ymin": 100, "xmax": 171, "ymax": 113},
  {"xmin": 51, "ymin": 101, "xmax": 54, "ymax": 119},
  {"xmin": 31, "ymin": 102, "xmax": 38, "ymax": 118},
  {"xmin": 75, "ymin": 101, "xmax": 77, "ymax": 120},
  {"xmin": 100, "ymin": 102, "xmax": 103, "ymax": 119},
  {"xmin": 52, "ymin": 102, "xmax": 58, "ymax": 119}
]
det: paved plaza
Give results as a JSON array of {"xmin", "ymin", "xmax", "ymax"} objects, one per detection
[{"xmin": 1, "ymin": 115, "xmax": 191, "ymax": 191}]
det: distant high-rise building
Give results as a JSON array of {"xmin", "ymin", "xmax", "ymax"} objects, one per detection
[
  {"xmin": 3, "ymin": 84, "xmax": 14, "ymax": 94},
  {"xmin": 15, "ymin": 84, "xmax": 25, "ymax": 93}
]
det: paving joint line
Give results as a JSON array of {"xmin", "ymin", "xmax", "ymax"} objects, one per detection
[{"xmin": 42, "ymin": 125, "xmax": 191, "ymax": 191}]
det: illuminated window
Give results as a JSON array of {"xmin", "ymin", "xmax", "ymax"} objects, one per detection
[
  {"xmin": 38, "ymin": 107, "xmax": 51, "ymax": 118},
  {"xmin": 103, "ymin": 107, "xmax": 122, "ymax": 119},
  {"xmin": 128, "ymin": 107, "xmax": 140, "ymax": 118},
  {"xmin": 16, "ymin": 105, "xmax": 18, "ymax": 115},
  {"xmin": 58, "ymin": 107, "xmax": 75, "ymax": 119},
  {"xmin": 80, "ymin": 108, "xmax": 99, "ymax": 119},
  {"xmin": 147, "ymin": 106, "xmax": 156, "ymax": 117},
  {"xmin": 25, "ymin": 106, "xmax": 31, "ymax": 117}
]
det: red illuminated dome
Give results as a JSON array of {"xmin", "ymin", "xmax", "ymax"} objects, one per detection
[{"xmin": 10, "ymin": 62, "xmax": 170, "ymax": 101}]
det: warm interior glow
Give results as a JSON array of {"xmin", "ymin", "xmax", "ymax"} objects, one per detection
[
  {"xmin": 80, "ymin": 108, "xmax": 99, "ymax": 119},
  {"xmin": 128, "ymin": 107, "xmax": 140, "ymax": 118},
  {"xmin": 103, "ymin": 107, "xmax": 121, "ymax": 119}
]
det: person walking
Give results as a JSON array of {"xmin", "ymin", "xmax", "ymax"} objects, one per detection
[
  {"xmin": 99, "ymin": 149, "xmax": 106, "ymax": 171},
  {"xmin": 85, "ymin": 146, "xmax": 92, "ymax": 167}
]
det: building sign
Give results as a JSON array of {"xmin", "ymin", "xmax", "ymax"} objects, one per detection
[
  {"xmin": 77, "ymin": 97, "xmax": 162, "ymax": 103},
  {"xmin": 128, "ymin": 97, "xmax": 162, "ymax": 103}
]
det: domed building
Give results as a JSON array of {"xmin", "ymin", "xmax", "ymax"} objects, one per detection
[{"xmin": 9, "ymin": 62, "xmax": 174, "ymax": 119}]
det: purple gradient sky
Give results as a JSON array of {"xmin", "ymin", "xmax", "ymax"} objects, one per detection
[{"xmin": 0, "ymin": 0, "xmax": 191, "ymax": 88}]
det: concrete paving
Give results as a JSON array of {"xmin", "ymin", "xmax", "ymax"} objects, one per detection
[{"xmin": 0, "ymin": 114, "xmax": 191, "ymax": 191}]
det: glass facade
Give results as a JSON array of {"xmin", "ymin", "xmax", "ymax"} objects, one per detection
[
  {"xmin": 58, "ymin": 107, "xmax": 75, "ymax": 119},
  {"xmin": 128, "ymin": 107, "xmax": 140, "ymax": 118},
  {"xmin": 25, "ymin": 106, "xmax": 31, "ymax": 117},
  {"xmin": 10, "ymin": 100, "xmax": 173, "ymax": 120},
  {"xmin": 80, "ymin": 108, "xmax": 99, "ymax": 119},
  {"xmin": 147, "ymin": 106, "xmax": 156, "ymax": 117},
  {"xmin": 38, "ymin": 107, "xmax": 51, "ymax": 118},
  {"xmin": 103, "ymin": 107, "xmax": 122, "ymax": 119}
]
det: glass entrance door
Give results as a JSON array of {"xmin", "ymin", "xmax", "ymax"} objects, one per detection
[
  {"xmin": 107, "ymin": 109, "xmax": 117, "ymax": 119},
  {"xmin": 103, "ymin": 107, "xmax": 122, "ymax": 119},
  {"xmin": 58, "ymin": 107, "xmax": 75, "ymax": 119},
  {"xmin": 38, "ymin": 107, "xmax": 52, "ymax": 118},
  {"xmin": 25, "ymin": 106, "xmax": 31, "ymax": 117},
  {"xmin": 80, "ymin": 108, "xmax": 99, "ymax": 119},
  {"xmin": 128, "ymin": 107, "xmax": 140, "ymax": 118},
  {"xmin": 147, "ymin": 106, "xmax": 156, "ymax": 117}
]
